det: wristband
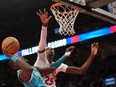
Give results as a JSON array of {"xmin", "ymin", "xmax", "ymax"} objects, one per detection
[
  {"xmin": 11, "ymin": 55, "xmax": 18, "ymax": 62},
  {"xmin": 38, "ymin": 49, "xmax": 45, "ymax": 53}
]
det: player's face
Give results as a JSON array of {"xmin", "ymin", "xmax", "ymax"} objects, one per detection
[{"xmin": 46, "ymin": 47, "xmax": 55, "ymax": 61}]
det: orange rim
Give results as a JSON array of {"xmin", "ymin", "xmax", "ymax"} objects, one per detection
[
  {"xmin": 50, "ymin": 3, "xmax": 63, "ymax": 9},
  {"xmin": 57, "ymin": 10, "xmax": 79, "ymax": 14},
  {"xmin": 50, "ymin": 3, "xmax": 79, "ymax": 14}
]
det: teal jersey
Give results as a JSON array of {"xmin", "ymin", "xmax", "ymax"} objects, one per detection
[{"xmin": 17, "ymin": 68, "xmax": 46, "ymax": 87}]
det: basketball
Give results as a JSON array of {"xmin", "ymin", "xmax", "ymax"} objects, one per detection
[{"xmin": 1, "ymin": 37, "xmax": 20, "ymax": 54}]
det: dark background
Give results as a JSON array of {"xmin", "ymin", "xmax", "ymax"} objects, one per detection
[{"xmin": 0, "ymin": 0, "xmax": 116, "ymax": 87}]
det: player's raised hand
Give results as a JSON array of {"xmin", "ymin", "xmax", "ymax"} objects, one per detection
[
  {"xmin": 91, "ymin": 42, "xmax": 99, "ymax": 55},
  {"xmin": 36, "ymin": 9, "xmax": 52, "ymax": 26},
  {"xmin": 65, "ymin": 46, "xmax": 75, "ymax": 57},
  {"xmin": 66, "ymin": 46, "xmax": 75, "ymax": 52}
]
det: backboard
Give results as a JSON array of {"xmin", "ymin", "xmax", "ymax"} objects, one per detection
[{"xmin": 51, "ymin": 0, "xmax": 116, "ymax": 24}]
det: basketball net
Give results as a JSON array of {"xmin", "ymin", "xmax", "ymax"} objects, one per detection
[{"xmin": 50, "ymin": 3, "xmax": 79, "ymax": 36}]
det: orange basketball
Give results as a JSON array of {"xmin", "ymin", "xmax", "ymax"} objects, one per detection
[{"xmin": 1, "ymin": 37, "xmax": 20, "ymax": 54}]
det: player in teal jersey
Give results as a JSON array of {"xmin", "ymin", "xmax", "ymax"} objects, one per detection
[{"xmin": 2, "ymin": 46, "xmax": 74, "ymax": 87}]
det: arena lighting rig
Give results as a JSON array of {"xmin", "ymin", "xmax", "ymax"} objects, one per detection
[{"xmin": 0, "ymin": 25, "xmax": 116, "ymax": 61}]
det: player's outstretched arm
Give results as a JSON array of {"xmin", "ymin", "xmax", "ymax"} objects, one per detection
[
  {"xmin": 34, "ymin": 9, "xmax": 52, "ymax": 66},
  {"xmin": 51, "ymin": 46, "xmax": 75, "ymax": 69},
  {"xmin": 35, "ymin": 46, "xmax": 75, "ymax": 74},
  {"xmin": 66, "ymin": 42, "xmax": 99, "ymax": 74},
  {"xmin": 35, "ymin": 52, "xmax": 72, "ymax": 74},
  {"xmin": 37, "ymin": 9, "xmax": 52, "ymax": 52},
  {"xmin": 2, "ymin": 50, "xmax": 33, "ymax": 82}
]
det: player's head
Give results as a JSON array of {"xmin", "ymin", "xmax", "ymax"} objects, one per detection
[
  {"xmin": 45, "ymin": 47, "xmax": 55, "ymax": 62},
  {"xmin": 9, "ymin": 56, "xmax": 28, "ymax": 70}
]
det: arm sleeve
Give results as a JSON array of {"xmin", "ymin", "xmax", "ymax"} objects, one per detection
[{"xmin": 51, "ymin": 54, "xmax": 67, "ymax": 70}]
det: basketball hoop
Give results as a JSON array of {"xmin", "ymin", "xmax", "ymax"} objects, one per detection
[{"xmin": 50, "ymin": 3, "xmax": 79, "ymax": 36}]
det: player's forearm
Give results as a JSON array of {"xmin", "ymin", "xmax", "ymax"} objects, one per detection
[
  {"xmin": 36, "ymin": 67, "xmax": 54, "ymax": 74},
  {"xmin": 51, "ymin": 52, "xmax": 71, "ymax": 69},
  {"xmin": 51, "ymin": 54, "xmax": 67, "ymax": 70},
  {"xmin": 40, "ymin": 25, "xmax": 47, "ymax": 41},
  {"xmin": 17, "ymin": 60, "xmax": 32, "ymax": 71},
  {"xmin": 11, "ymin": 56, "xmax": 33, "ymax": 72},
  {"xmin": 38, "ymin": 25, "xmax": 47, "ymax": 50},
  {"xmin": 80, "ymin": 53, "xmax": 96, "ymax": 74}
]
